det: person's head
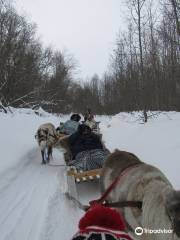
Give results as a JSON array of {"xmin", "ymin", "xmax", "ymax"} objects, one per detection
[
  {"xmin": 71, "ymin": 205, "xmax": 132, "ymax": 240},
  {"xmin": 70, "ymin": 114, "xmax": 81, "ymax": 122},
  {"xmin": 78, "ymin": 124, "xmax": 92, "ymax": 135},
  {"xmin": 79, "ymin": 205, "xmax": 126, "ymax": 230}
]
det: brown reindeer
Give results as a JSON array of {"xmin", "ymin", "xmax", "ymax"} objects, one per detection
[{"xmin": 54, "ymin": 135, "xmax": 72, "ymax": 164}]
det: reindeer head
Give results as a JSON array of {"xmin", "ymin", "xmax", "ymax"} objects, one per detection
[{"xmin": 165, "ymin": 190, "xmax": 180, "ymax": 237}]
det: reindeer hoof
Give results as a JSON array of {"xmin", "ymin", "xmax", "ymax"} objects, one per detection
[{"xmin": 41, "ymin": 161, "xmax": 46, "ymax": 165}]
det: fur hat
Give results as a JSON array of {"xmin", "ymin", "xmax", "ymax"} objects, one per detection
[
  {"xmin": 71, "ymin": 205, "xmax": 133, "ymax": 240},
  {"xmin": 70, "ymin": 113, "xmax": 81, "ymax": 122}
]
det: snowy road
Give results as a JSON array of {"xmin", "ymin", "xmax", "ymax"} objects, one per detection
[
  {"xmin": 0, "ymin": 147, "xmax": 100, "ymax": 240},
  {"xmin": 0, "ymin": 148, "xmax": 60, "ymax": 240}
]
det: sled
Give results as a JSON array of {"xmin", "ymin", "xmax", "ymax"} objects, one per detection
[
  {"xmin": 67, "ymin": 167, "xmax": 102, "ymax": 183},
  {"xmin": 66, "ymin": 167, "xmax": 102, "ymax": 201}
]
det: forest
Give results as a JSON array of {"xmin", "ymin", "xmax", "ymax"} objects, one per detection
[{"xmin": 0, "ymin": 0, "xmax": 179, "ymax": 119}]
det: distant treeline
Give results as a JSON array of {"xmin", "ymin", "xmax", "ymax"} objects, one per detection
[{"xmin": 0, "ymin": 0, "xmax": 179, "ymax": 115}]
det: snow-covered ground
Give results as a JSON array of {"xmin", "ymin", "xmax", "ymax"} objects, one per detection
[{"xmin": 0, "ymin": 109, "xmax": 179, "ymax": 240}]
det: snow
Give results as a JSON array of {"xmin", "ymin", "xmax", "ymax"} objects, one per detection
[{"xmin": 0, "ymin": 109, "xmax": 179, "ymax": 240}]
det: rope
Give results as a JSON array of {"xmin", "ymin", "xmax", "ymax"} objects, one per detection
[
  {"xmin": 66, "ymin": 192, "xmax": 142, "ymax": 211},
  {"xmin": 89, "ymin": 164, "xmax": 140, "ymax": 207},
  {"xmin": 65, "ymin": 164, "xmax": 142, "ymax": 211},
  {"xmin": 104, "ymin": 201, "xmax": 142, "ymax": 209},
  {"xmin": 65, "ymin": 163, "xmax": 143, "ymax": 211},
  {"xmin": 65, "ymin": 192, "xmax": 88, "ymax": 211},
  {"xmin": 47, "ymin": 163, "xmax": 66, "ymax": 167}
]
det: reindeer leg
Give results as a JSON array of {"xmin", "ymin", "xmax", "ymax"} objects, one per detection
[
  {"xmin": 41, "ymin": 150, "xmax": 46, "ymax": 164},
  {"xmin": 64, "ymin": 152, "xmax": 71, "ymax": 165},
  {"xmin": 47, "ymin": 146, "xmax": 52, "ymax": 163}
]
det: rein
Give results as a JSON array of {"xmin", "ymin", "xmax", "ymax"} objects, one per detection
[
  {"xmin": 103, "ymin": 200, "xmax": 142, "ymax": 209},
  {"xmin": 66, "ymin": 193, "xmax": 142, "ymax": 212},
  {"xmin": 89, "ymin": 164, "xmax": 140, "ymax": 207},
  {"xmin": 47, "ymin": 163, "xmax": 66, "ymax": 167},
  {"xmin": 67, "ymin": 163, "xmax": 142, "ymax": 211}
]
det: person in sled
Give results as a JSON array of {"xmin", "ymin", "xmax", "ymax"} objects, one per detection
[
  {"xmin": 57, "ymin": 113, "xmax": 81, "ymax": 135},
  {"xmin": 84, "ymin": 108, "xmax": 96, "ymax": 130},
  {"xmin": 71, "ymin": 205, "xmax": 133, "ymax": 240},
  {"xmin": 67, "ymin": 124, "xmax": 109, "ymax": 171}
]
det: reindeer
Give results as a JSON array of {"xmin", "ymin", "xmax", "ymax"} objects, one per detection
[
  {"xmin": 35, "ymin": 123, "xmax": 58, "ymax": 164},
  {"xmin": 101, "ymin": 150, "xmax": 180, "ymax": 240}
]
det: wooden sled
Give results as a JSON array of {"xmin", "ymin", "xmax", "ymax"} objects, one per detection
[
  {"xmin": 67, "ymin": 167, "xmax": 102, "ymax": 183},
  {"xmin": 65, "ymin": 167, "xmax": 102, "ymax": 202}
]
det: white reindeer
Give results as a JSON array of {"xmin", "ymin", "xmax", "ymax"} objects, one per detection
[
  {"xmin": 101, "ymin": 150, "xmax": 180, "ymax": 240},
  {"xmin": 35, "ymin": 123, "xmax": 57, "ymax": 164}
]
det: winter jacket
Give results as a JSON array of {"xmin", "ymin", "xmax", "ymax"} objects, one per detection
[
  {"xmin": 68, "ymin": 132, "xmax": 103, "ymax": 159},
  {"xmin": 60, "ymin": 120, "xmax": 79, "ymax": 135}
]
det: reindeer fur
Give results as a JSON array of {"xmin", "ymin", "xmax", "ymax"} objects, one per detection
[{"xmin": 101, "ymin": 150, "xmax": 180, "ymax": 240}]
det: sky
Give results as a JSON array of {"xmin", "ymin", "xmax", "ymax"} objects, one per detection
[{"xmin": 15, "ymin": 0, "xmax": 127, "ymax": 80}]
